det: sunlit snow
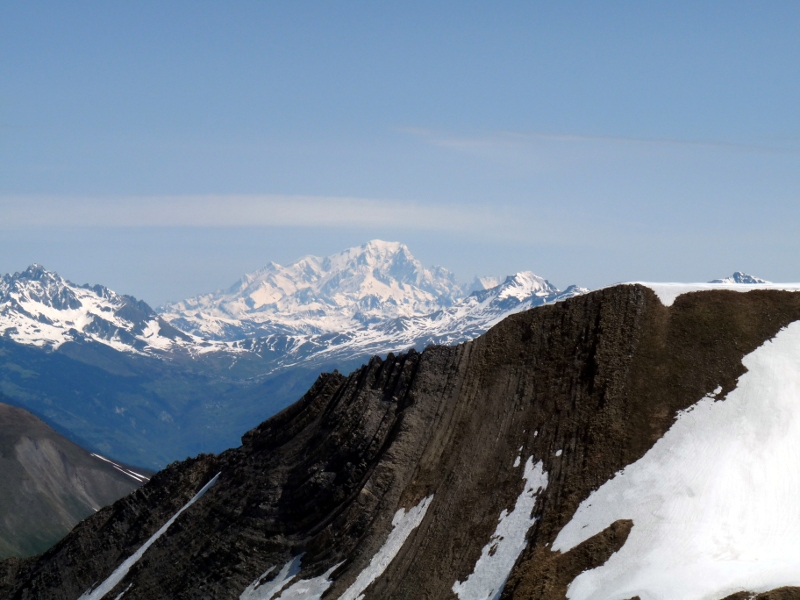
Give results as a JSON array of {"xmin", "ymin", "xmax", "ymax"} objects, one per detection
[
  {"xmin": 339, "ymin": 495, "xmax": 433, "ymax": 600},
  {"xmin": 554, "ymin": 320, "xmax": 800, "ymax": 599}
]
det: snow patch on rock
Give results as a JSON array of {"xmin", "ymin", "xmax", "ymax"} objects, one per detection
[
  {"xmin": 240, "ymin": 554, "xmax": 341, "ymax": 600},
  {"xmin": 554, "ymin": 320, "xmax": 800, "ymax": 599},
  {"xmin": 339, "ymin": 495, "xmax": 433, "ymax": 600},
  {"xmin": 239, "ymin": 555, "xmax": 302, "ymax": 600},
  {"xmin": 78, "ymin": 473, "xmax": 219, "ymax": 600},
  {"xmin": 273, "ymin": 561, "xmax": 343, "ymax": 599},
  {"xmin": 452, "ymin": 457, "xmax": 548, "ymax": 600}
]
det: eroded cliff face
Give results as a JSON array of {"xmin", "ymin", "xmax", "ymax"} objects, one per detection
[{"xmin": 4, "ymin": 285, "xmax": 800, "ymax": 600}]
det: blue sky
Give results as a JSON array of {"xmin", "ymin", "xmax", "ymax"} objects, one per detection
[{"xmin": 2, "ymin": 2, "xmax": 800, "ymax": 305}]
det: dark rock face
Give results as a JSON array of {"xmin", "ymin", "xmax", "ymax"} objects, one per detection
[{"xmin": 4, "ymin": 285, "xmax": 800, "ymax": 599}]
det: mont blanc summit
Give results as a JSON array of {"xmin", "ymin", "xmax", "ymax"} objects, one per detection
[
  {"xmin": 158, "ymin": 241, "xmax": 587, "ymax": 370},
  {"xmin": 159, "ymin": 240, "xmax": 466, "ymax": 339}
]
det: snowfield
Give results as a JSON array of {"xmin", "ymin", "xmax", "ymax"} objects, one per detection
[
  {"xmin": 554, "ymin": 320, "xmax": 800, "ymax": 600},
  {"xmin": 634, "ymin": 282, "xmax": 800, "ymax": 307}
]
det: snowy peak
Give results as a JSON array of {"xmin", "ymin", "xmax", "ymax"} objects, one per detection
[
  {"xmin": 709, "ymin": 272, "xmax": 771, "ymax": 284},
  {"xmin": 160, "ymin": 240, "xmax": 464, "ymax": 339},
  {"xmin": 159, "ymin": 242, "xmax": 589, "ymax": 365},
  {"xmin": 2, "ymin": 264, "xmax": 83, "ymax": 311},
  {"xmin": 0, "ymin": 265, "xmax": 192, "ymax": 353},
  {"xmin": 235, "ymin": 240, "xmax": 460, "ymax": 309},
  {"xmin": 492, "ymin": 271, "xmax": 559, "ymax": 301}
]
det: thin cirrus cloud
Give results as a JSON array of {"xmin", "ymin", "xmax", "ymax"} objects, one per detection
[
  {"xmin": 0, "ymin": 194, "xmax": 518, "ymax": 234},
  {"xmin": 399, "ymin": 127, "xmax": 800, "ymax": 155}
]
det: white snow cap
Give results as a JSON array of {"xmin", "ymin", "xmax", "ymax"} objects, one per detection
[
  {"xmin": 160, "ymin": 240, "xmax": 463, "ymax": 336},
  {"xmin": 629, "ymin": 279, "xmax": 800, "ymax": 307},
  {"xmin": 0, "ymin": 264, "xmax": 197, "ymax": 354}
]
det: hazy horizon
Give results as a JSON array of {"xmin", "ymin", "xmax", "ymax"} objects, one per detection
[{"xmin": 3, "ymin": 2, "xmax": 799, "ymax": 305}]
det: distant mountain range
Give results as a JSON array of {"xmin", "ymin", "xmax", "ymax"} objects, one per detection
[
  {"xmin": 0, "ymin": 240, "xmax": 776, "ymax": 470},
  {"xmin": 0, "ymin": 264, "xmax": 195, "ymax": 354},
  {"xmin": 709, "ymin": 271, "xmax": 769, "ymax": 284},
  {"xmin": 0, "ymin": 240, "xmax": 587, "ymax": 371},
  {"xmin": 0, "ymin": 241, "xmax": 586, "ymax": 468}
]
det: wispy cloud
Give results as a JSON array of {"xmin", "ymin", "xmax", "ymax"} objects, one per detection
[
  {"xmin": 399, "ymin": 127, "xmax": 800, "ymax": 155},
  {"xmin": 0, "ymin": 194, "xmax": 608, "ymax": 247},
  {"xmin": 0, "ymin": 194, "xmax": 516, "ymax": 233}
]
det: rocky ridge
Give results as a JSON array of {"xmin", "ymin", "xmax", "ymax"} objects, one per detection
[
  {"xmin": 0, "ymin": 244, "xmax": 588, "ymax": 470},
  {"xmin": 6, "ymin": 284, "xmax": 800, "ymax": 598}
]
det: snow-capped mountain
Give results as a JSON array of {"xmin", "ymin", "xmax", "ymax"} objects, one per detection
[
  {"xmin": 160, "ymin": 241, "xmax": 464, "ymax": 340},
  {"xmin": 231, "ymin": 271, "xmax": 586, "ymax": 370},
  {"xmin": 0, "ymin": 244, "xmax": 587, "ymax": 368},
  {"xmin": 0, "ymin": 265, "xmax": 193, "ymax": 354},
  {"xmin": 464, "ymin": 275, "xmax": 505, "ymax": 294},
  {"xmin": 709, "ymin": 271, "xmax": 770, "ymax": 284}
]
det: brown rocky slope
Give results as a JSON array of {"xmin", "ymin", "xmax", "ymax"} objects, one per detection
[{"xmin": 3, "ymin": 284, "xmax": 800, "ymax": 599}]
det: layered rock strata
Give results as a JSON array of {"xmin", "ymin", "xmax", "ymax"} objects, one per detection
[{"xmin": 4, "ymin": 285, "xmax": 800, "ymax": 599}]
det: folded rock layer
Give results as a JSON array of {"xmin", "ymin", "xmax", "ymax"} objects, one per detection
[{"xmin": 4, "ymin": 285, "xmax": 800, "ymax": 599}]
